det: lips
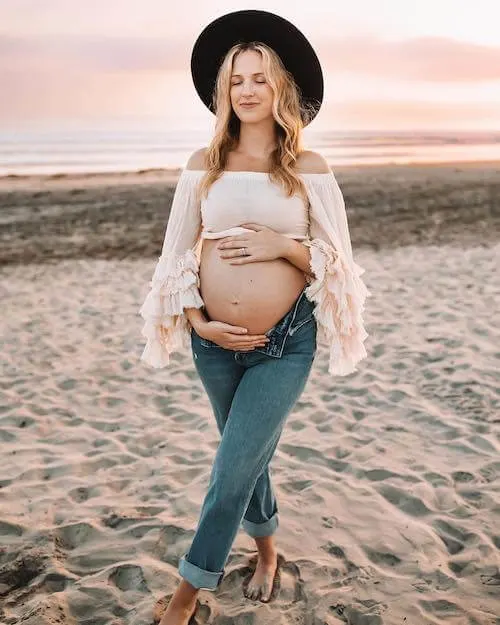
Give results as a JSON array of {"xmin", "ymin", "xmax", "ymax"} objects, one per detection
[{"xmin": 240, "ymin": 103, "xmax": 258, "ymax": 108}]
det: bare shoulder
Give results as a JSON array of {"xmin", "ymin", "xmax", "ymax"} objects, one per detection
[
  {"xmin": 295, "ymin": 150, "xmax": 331, "ymax": 174},
  {"xmin": 185, "ymin": 147, "xmax": 208, "ymax": 171}
]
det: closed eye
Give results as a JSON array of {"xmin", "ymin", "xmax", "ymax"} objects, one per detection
[{"xmin": 231, "ymin": 80, "xmax": 266, "ymax": 85}]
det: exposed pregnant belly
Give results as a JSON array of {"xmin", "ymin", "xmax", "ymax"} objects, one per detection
[{"xmin": 199, "ymin": 239, "xmax": 307, "ymax": 334}]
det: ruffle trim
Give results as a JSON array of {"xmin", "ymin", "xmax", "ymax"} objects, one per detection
[
  {"xmin": 139, "ymin": 249, "xmax": 204, "ymax": 368},
  {"xmin": 303, "ymin": 238, "xmax": 371, "ymax": 376}
]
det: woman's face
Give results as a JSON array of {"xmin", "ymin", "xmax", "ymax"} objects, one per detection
[{"xmin": 230, "ymin": 50, "xmax": 274, "ymax": 123}]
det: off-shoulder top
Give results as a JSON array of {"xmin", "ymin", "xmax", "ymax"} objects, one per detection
[
  {"xmin": 139, "ymin": 168, "xmax": 371, "ymax": 377},
  {"xmin": 200, "ymin": 170, "xmax": 309, "ymax": 240}
]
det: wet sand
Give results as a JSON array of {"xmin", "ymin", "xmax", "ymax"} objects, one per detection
[{"xmin": 1, "ymin": 161, "xmax": 499, "ymax": 267}]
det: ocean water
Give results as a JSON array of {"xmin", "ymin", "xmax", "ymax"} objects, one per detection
[{"xmin": 1, "ymin": 128, "xmax": 500, "ymax": 176}]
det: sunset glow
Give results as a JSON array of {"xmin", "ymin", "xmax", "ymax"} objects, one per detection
[{"xmin": 1, "ymin": 0, "xmax": 499, "ymax": 131}]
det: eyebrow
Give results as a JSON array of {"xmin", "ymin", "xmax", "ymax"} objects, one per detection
[{"xmin": 231, "ymin": 72, "xmax": 265, "ymax": 77}]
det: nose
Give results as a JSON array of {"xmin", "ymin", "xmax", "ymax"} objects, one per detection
[{"xmin": 241, "ymin": 81, "xmax": 255, "ymax": 96}]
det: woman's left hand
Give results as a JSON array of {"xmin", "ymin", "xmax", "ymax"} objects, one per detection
[{"xmin": 217, "ymin": 223, "xmax": 289, "ymax": 264}]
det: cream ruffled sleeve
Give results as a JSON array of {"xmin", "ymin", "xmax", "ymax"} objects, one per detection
[
  {"xmin": 301, "ymin": 171, "xmax": 371, "ymax": 376},
  {"xmin": 139, "ymin": 169, "xmax": 205, "ymax": 368}
]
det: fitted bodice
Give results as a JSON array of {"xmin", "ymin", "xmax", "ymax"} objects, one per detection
[{"xmin": 198, "ymin": 170, "xmax": 310, "ymax": 240}]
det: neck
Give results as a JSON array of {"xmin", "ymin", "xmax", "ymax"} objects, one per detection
[{"xmin": 236, "ymin": 119, "xmax": 277, "ymax": 159}]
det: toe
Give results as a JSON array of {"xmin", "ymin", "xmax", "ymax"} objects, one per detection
[{"xmin": 260, "ymin": 583, "xmax": 271, "ymax": 602}]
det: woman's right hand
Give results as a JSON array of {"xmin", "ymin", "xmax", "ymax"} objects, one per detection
[{"xmin": 197, "ymin": 321, "xmax": 270, "ymax": 351}]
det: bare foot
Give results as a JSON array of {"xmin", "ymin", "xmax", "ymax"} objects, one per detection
[
  {"xmin": 159, "ymin": 580, "xmax": 199, "ymax": 625},
  {"xmin": 244, "ymin": 537, "xmax": 278, "ymax": 602},
  {"xmin": 158, "ymin": 603, "xmax": 196, "ymax": 625}
]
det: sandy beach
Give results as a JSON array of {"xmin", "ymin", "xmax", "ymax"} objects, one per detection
[
  {"xmin": 1, "ymin": 161, "xmax": 499, "ymax": 267},
  {"xmin": 1, "ymin": 163, "xmax": 499, "ymax": 624}
]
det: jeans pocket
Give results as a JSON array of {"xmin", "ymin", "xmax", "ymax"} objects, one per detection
[
  {"xmin": 288, "ymin": 313, "xmax": 314, "ymax": 336},
  {"xmin": 191, "ymin": 327, "xmax": 216, "ymax": 348},
  {"xmin": 199, "ymin": 337, "xmax": 216, "ymax": 348}
]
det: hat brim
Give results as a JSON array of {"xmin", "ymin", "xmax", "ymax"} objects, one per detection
[{"xmin": 190, "ymin": 10, "xmax": 324, "ymax": 126}]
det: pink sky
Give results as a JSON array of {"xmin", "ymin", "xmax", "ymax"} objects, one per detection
[{"xmin": 1, "ymin": 0, "xmax": 500, "ymax": 131}]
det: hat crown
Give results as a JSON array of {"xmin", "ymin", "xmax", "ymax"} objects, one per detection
[{"xmin": 190, "ymin": 9, "xmax": 323, "ymax": 127}]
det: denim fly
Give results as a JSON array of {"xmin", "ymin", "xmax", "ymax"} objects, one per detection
[{"xmin": 195, "ymin": 285, "xmax": 316, "ymax": 359}]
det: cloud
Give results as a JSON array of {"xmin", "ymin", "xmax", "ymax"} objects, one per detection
[
  {"xmin": 322, "ymin": 99, "xmax": 500, "ymax": 127},
  {"xmin": 319, "ymin": 35, "xmax": 500, "ymax": 82},
  {"xmin": 1, "ymin": 31, "xmax": 499, "ymax": 125},
  {"xmin": 0, "ymin": 33, "xmax": 187, "ymax": 73},
  {"xmin": 1, "ymin": 32, "xmax": 500, "ymax": 81}
]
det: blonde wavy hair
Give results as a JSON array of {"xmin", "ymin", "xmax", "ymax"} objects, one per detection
[{"xmin": 195, "ymin": 41, "xmax": 318, "ymax": 206}]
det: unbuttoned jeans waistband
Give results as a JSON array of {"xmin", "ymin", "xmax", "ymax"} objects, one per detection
[{"xmin": 197, "ymin": 286, "xmax": 316, "ymax": 359}]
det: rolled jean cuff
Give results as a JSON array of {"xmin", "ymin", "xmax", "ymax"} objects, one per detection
[
  {"xmin": 241, "ymin": 512, "xmax": 279, "ymax": 537},
  {"xmin": 178, "ymin": 554, "xmax": 224, "ymax": 590}
]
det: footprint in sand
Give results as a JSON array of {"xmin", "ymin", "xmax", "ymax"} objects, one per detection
[
  {"xmin": 237, "ymin": 552, "xmax": 307, "ymax": 606},
  {"xmin": 153, "ymin": 593, "xmax": 220, "ymax": 624}
]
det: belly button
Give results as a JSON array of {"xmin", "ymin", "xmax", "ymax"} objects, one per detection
[{"xmin": 231, "ymin": 299, "xmax": 240, "ymax": 305}]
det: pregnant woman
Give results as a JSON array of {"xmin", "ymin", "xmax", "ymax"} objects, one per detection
[{"xmin": 139, "ymin": 10, "xmax": 370, "ymax": 625}]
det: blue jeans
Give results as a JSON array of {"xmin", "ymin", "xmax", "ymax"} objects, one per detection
[{"xmin": 178, "ymin": 287, "xmax": 317, "ymax": 590}]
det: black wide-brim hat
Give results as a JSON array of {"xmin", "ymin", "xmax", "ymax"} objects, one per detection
[{"xmin": 190, "ymin": 9, "xmax": 324, "ymax": 126}]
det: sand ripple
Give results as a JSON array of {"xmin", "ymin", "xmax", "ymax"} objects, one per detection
[{"xmin": 0, "ymin": 243, "xmax": 499, "ymax": 624}]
